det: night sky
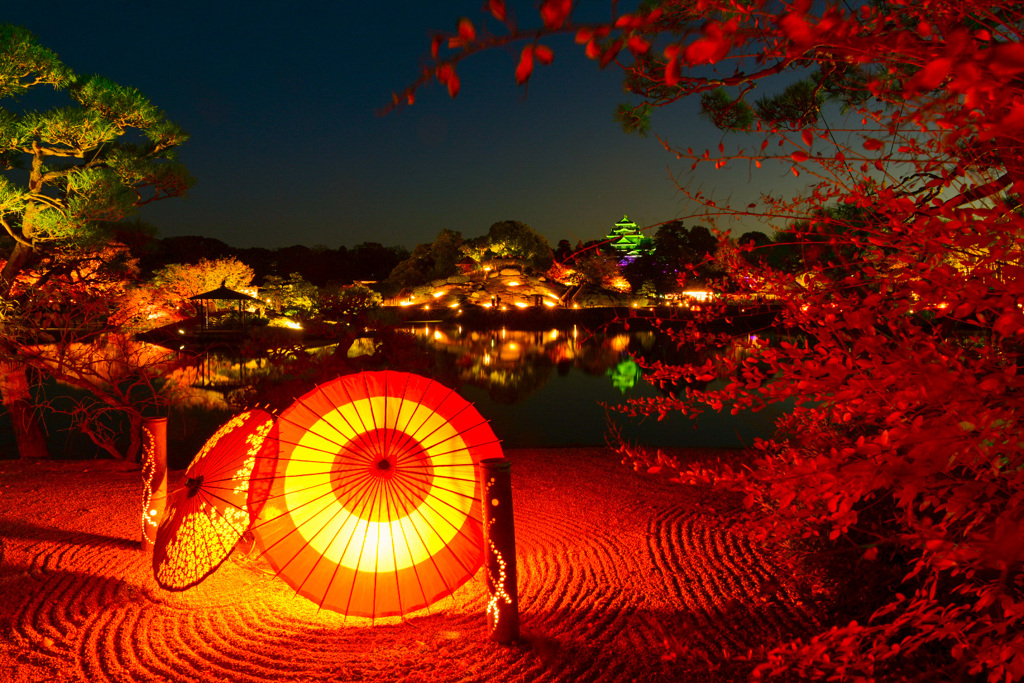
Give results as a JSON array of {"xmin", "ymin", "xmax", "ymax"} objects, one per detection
[{"xmin": 5, "ymin": 2, "xmax": 791, "ymax": 250}]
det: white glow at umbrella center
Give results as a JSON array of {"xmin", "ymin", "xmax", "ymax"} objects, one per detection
[{"xmin": 283, "ymin": 396, "xmax": 476, "ymax": 573}]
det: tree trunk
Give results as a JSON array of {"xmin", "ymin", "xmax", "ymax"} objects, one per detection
[
  {"xmin": 0, "ymin": 241, "xmax": 49, "ymax": 459},
  {"xmin": 0, "ymin": 361, "xmax": 49, "ymax": 459}
]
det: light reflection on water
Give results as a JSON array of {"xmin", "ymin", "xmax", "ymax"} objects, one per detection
[{"xmin": 404, "ymin": 324, "xmax": 787, "ymax": 449}]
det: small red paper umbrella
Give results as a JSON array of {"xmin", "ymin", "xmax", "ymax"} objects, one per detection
[
  {"xmin": 253, "ymin": 370, "xmax": 502, "ymax": 618},
  {"xmin": 153, "ymin": 409, "xmax": 276, "ymax": 591}
]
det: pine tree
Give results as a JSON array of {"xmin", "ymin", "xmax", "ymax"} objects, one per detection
[{"xmin": 0, "ymin": 25, "xmax": 191, "ymax": 458}]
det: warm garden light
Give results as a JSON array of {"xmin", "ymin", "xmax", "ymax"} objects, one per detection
[
  {"xmin": 253, "ymin": 371, "xmax": 503, "ymax": 618},
  {"xmin": 514, "ymin": 302, "xmax": 528, "ymax": 308}
]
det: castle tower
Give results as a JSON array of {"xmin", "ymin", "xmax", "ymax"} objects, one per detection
[{"xmin": 605, "ymin": 215, "xmax": 647, "ymax": 259}]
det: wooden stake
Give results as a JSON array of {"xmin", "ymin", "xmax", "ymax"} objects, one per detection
[
  {"xmin": 141, "ymin": 417, "xmax": 168, "ymax": 552},
  {"xmin": 478, "ymin": 457, "xmax": 519, "ymax": 642}
]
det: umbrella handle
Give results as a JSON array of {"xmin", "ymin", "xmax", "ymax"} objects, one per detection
[{"xmin": 478, "ymin": 458, "xmax": 519, "ymax": 643}]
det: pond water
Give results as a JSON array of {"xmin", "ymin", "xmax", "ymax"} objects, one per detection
[
  {"xmin": 0, "ymin": 322, "xmax": 789, "ymax": 462},
  {"xmin": 402, "ymin": 323, "xmax": 789, "ymax": 450}
]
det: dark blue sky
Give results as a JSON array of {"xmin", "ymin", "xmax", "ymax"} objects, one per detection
[{"xmin": 6, "ymin": 2, "xmax": 789, "ymax": 250}]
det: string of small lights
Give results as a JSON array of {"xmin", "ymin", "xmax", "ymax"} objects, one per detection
[
  {"xmin": 483, "ymin": 476, "xmax": 512, "ymax": 632},
  {"xmin": 140, "ymin": 424, "xmax": 159, "ymax": 546}
]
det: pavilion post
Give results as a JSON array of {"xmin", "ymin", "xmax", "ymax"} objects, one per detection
[
  {"xmin": 140, "ymin": 417, "xmax": 168, "ymax": 552},
  {"xmin": 478, "ymin": 458, "xmax": 519, "ymax": 642}
]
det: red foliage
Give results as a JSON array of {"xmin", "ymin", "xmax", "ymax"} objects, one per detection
[{"xmin": 400, "ymin": 1, "xmax": 1024, "ymax": 680}]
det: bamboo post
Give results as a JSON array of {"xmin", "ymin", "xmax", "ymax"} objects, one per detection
[
  {"xmin": 478, "ymin": 457, "xmax": 519, "ymax": 642},
  {"xmin": 140, "ymin": 417, "xmax": 168, "ymax": 552}
]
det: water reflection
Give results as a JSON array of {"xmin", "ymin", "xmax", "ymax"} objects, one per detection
[
  {"xmin": 404, "ymin": 323, "xmax": 785, "ymax": 449},
  {"xmin": 407, "ymin": 324, "xmax": 646, "ymax": 403}
]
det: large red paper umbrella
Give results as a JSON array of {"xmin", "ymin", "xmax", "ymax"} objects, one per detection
[
  {"xmin": 253, "ymin": 370, "xmax": 502, "ymax": 618},
  {"xmin": 153, "ymin": 408, "xmax": 276, "ymax": 591}
]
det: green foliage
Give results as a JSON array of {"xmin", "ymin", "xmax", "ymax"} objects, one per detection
[
  {"xmin": 614, "ymin": 101, "xmax": 653, "ymax": 136},
  {"xmin": 486, "ymin": 220, "xmax": 553, "ymax": 270},
  {"xmin": 753, "ymin": 79, "xmax": 824, "ymax": 130},
  {"xmin": 0, "ymin": 24, "xmax": 192, "ymax": 260},
  {"xmin": 261, "ymin": 272, "xmax": 318, "ymax": 317},
  {"xmin": 0, "ymin": 25, "xmax": 72, "ymax": 98},
  {"xmin": 429, "ymin": 228, "xmax": 464, "ymax": 280},
  {"xmin": 0, "ymin": 25, "xmax": 192, "ymax": 460},
  {"xmin": 386, "ymin": 242, "xmax": 435, "ymax": 290},
  {"xmin": 699, "ymin": 88, "xmax": 754, "ymax": 131}
]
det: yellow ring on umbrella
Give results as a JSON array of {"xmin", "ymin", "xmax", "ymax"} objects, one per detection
[{"xmin": 282, "ymin": 396, "xmax": 475, "ymax": 573}]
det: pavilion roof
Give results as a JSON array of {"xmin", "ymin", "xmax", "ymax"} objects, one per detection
[{"xmin": 189, "ymin": 285, "xmax": 260, "ymax": 302}]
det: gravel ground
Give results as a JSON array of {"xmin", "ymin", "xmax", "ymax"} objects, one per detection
[{"xmin": 0, "ymin": 448, "xmax": 826, "ymax": 682}]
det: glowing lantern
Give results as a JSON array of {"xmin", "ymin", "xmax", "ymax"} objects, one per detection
[
  {"xmin": 152, "ymin": 409, "xmax": 276, "ymax": 590},
  {"xmin": 253, "ymin": 371, "xmax": 503, "ymax": 618}
]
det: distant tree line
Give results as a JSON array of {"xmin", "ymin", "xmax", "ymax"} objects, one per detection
[{"xmin": 133, "ymin": 235, "xmax": 410, "ymax": 288}]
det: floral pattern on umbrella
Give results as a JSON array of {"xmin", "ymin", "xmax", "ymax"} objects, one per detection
[{"xmin": 153, "ymin": 409, "xmax": 276, "ymax": 591}]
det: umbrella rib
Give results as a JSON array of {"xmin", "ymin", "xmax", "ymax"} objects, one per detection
[
  {"xmin": 374, "ymin": 374, "xmax": 388, "ymax": 472},
  {"xmin": 255, "ymin": 470, "xmax": 373, "ymax": 508},
  {"xmin": 388, "ymin": 372, "xmax": 415, "ymax": 461},
  {"xmin": 255, "ymin": 467, "xmax": 374, "ymax": 530},
  {"xmin": 403, "ymin": 383, "xmax": 471, "ymax": 447},
  {"xmin": 389, "ymin": 474, "xmax": 478, "ymax": 596},
  {"xmin": 194, "ymin": 485, "xmax": 248, "ymax": 518},
  {"xmin": 189, "ymin": 490, "xmax": 245, "ymax": 568},
  {"xmin": 336, "ymin": 477, "xmax": 383, "ymax": 617},
  {"xmin": 377, "ymin": 465, "xmax": 476, "ymax": 526},
  {"xmin": 387, "ymin": 471, "xmax": 452, "ymax": 611},
  {"xmin": 406, "ymin": 407, "xmax": 490, "ymax": 457},
  {"xmin": 278, "ymin": 394, "xmax": 372, "ymax": 463},
  {"xmin": 311, "ymin": 382, "xmax": 370, "ymax": 445},
  {"xmin": 278, "ymin": 396, "xmax": 355, "ymax": 445},
  {"xmin": 383, "ymin": 371, "xmax": 416, "ymax": 471},
  {"xmin": 258, "ymin": 471, "xmax": 378, "ymax": 584},
  {"xmin": 256, "ymin": 444, "xmax": 366, "ymax": 467},
  {"xmin": 385, "ymin": 372, "xmax": 428, "ymax": 461},
  {"xmin": 381, "ymin": 373, "xmax": 442, "ymax": 458},
  {"xmin": 386, "ymin": 475, "xmax": 414, "ymax": 616},
  {"xmin": 398, "ymin": 436, "xmax": 502, "ymax": 469},
  {"xmin": 289, "ymin": 473, "xmax": 378, "ymax": 603},
  {"xmin": 337, "ymin": 375, "xmax": 381, "ymax": 460},
  {"xmin": 377, "ymin": 477, "xmax": 394, "ymax": 617},
  {"xmin": 272, "ymin": 413, "xmax": 371, "ymax": 464},
  {"xmin": 410, "ymin": 492, "xmax": 484, "ymax": 581}
]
